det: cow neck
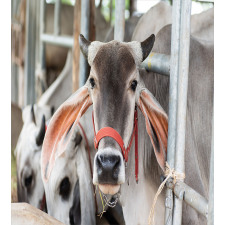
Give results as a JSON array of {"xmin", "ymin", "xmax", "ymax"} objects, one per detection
[
  {"xmin": 77, "ymin": 122, "xmax": 98, "ymax": 214},
  {"xmin": 92, "ymin": 108, "xmax": 139, "ymax": 183}
]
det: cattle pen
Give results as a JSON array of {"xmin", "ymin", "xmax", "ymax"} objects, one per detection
[{"xmin": 11, "ymin": 0, "xmax": 214, "ymax": 224}]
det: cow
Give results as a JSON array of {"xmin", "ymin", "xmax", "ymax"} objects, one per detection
[
  {"xmin": 15, "ymin": 105, "xmax": 52, "ymax": 211},
  {"xmin": 43, "ymin": 107, "xmax": 125, "ymax": 225},
  {"xmin": 132, "ymin": 2, "xmax": 214, "ymax": 43},
  {"xmin": 41, "ymin": 20, "xmax": 213, "ymax": 225},
  {"xmin": 132, "ymin": 2, "xmax": 172, "ymax": 42}
]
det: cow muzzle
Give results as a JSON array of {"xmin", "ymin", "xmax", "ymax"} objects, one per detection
[{"xmin": 93, "ymin": 148, "xmax": 125, "ymax": 195}]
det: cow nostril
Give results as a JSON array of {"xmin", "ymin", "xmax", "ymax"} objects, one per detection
[
  {"xmin": 112, "ymin": 156, "xmax": 121, "ymax": 179},
  {"xmin": 113, "ymin": 155, "xmax": 120, "ymax": 167},
  {"xmin": 97, "ymin": 155, "xmax": 103, "ymax": 168}
]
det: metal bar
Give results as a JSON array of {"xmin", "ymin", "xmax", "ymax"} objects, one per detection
[
  {"xmin": 141, "ymin": 52, "xmax": 170, "ymax": 76},
  {"xmin": 114, "ymin": 0, "xmax": 125, "ymax": 41},
  {"xmin": 24, "ymin": 0, "xmax": 37, "ymax": 105},
  {"xmin": 79, "ymin": 0, "xmax": 90, "ymax": 87},
  {"xmin": 166, "ymin": 181, "xmax": 208, "ymax": 218},
  {"xmin": 41, "ymin": 34, "xmax": 73, "ymax": 48},
  {"xmin": 172, "ymin": 0, "xmax": 192, "ymax": 224},
  {"xmin": 40, "ymin": 0, "xmax": 46, "ymax": 71},
  {"xmin": 208, "ymin": 113, "xmax": 214, "ymax": 225},
  {"xmin": 54, "ymin": 0, "xmax": 61, "ymax": 35},
  {"xmin": 164, "ymin": 0, "xmax": 182, "ymax": 223},
  {"xmin": 35, "ymin": 0, "xmax": 40, "ymax": 67}
]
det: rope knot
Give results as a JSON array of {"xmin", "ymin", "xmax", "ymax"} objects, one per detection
[
  {"xmin": 164, "ymin": 162, "xmax": 185, "ymax": 185},
  {"xmin": 148, "ymin": 161, "xmax": 185, "ymax": 225}
]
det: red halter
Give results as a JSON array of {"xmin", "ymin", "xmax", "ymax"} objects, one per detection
[{"xmin": 92, "ymin": 108, "xmax": 139, "ymax": 183}]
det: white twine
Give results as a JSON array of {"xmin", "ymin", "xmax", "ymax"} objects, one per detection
[{"xmin": 148, "ymin": 162, "xmax": 185, "ymax": 225}]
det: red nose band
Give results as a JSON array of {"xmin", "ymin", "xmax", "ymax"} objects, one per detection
[
  {"xmin": 94, "ymin": 127, "xmax": 127, "ymax": 159},
  {"xmin": 92, "ymin": 108, "xmax": 139, "ymax": 182}
]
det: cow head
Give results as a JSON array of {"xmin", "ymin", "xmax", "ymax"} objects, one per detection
[
  {"xmin": 43, "ymin": 109, "xmax": 97, "ymax": 225},
  {"xmin": 43, "ymin": 126, "xmax": 82, "ymax": 225},
  {"xmin": 42, "ymin": 35, "xmax": 168, "ymax": 198},
  {"xmin": 15, "ymin": 105, "xmax": 51, "ymax": 211}
]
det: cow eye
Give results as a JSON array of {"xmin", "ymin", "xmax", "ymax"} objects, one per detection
[
  {"xmin": 59, "ymin": 177, "xmax": 71, "ymax": 200},
  {"xmin": 131, "ymin": 80, "xmax": 137, "ymax": 91},
  {"xmin": 24, "ymin": 175, "xmax": 33, "ymax": 189},
  {"xmin": 89, "ymin": 78, "xmax": 95, "ymax": 89}
]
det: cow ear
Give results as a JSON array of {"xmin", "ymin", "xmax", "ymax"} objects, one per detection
[
  {"xmin": 41, "ymin": 86, "xmax": 92, "ymax": 182},
  {"xmin": 136, "ymin": 87, "xmax": 168, "ymax": 171},
  {"xmin": 141, "ymin": 34, "xmax": 155, "ymax": 61}
]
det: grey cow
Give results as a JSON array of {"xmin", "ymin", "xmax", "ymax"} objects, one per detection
[
  {"xmin": 42, "ymin": 24, "xmax": 213, "ymax": 225},
  {"xmin": 132, "ymin": 2, "xmax": 214, "ymax": 43}
]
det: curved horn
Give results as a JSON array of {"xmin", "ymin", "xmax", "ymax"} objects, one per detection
[
  {"xmin": 141, "ymin": 34, "xmax": 155, "ymax": 61},
  {"xmin": 31, "ymin": 105, "xmax": 36, "ymax": 125},
  {"xmin": 79, "ymin": 34, "xmax": 91, "ymax": 59},
  {"xmin": 36, "ymin": 115, "xmax": 46, "ymax": 146}
]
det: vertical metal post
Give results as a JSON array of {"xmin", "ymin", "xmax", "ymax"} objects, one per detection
[
  {"xmin": 35, "ymin": 0, "xmax": 40, "ymax": 66},
  {"xmin": 114, "ymin": 0, "xmax": 125, "ymax": 41},
  {"xmin": 11, "ymin": 64, "xmax": 18, "ymax": 104},
  {"xmin": 164, "ymin": 0, "xmax": 182, "ymax": 223},
  {"xmin": 40, "ymin": 0, "xmax": 46, "ymax": 71},
  {"xmin": 24, "ymin": 0, "xmax": 37, "ymax": 105},
  {"xmin": 79, "ymin": 0, "xmax": 90, "ymax": 87},
  {"xmin": 172, "ymin": 0, "xmax": 192, "ymax": 225},
  {"xmin": 208, "ymin": 113, "xmax": 214, "ymax": 225},
  {"xmin": 54, "ymin": 0, "xmax": 61, "ymax": 35}
]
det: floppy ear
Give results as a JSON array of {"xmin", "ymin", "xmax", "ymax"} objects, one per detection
[
  {"xmin": 41, "ymin": 86, "xmax": 92, "ymax": 182},
  {"xmin": 136, "ymin": 87, "xmax": 168, "ymax": 171}
]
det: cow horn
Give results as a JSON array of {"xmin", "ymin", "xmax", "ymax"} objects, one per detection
[
  {"xmin": 140, "ymin": 34, "xmax": 155, "ymax": 61},
  {"xmin": 79, "ymin": 34, "xmax": 91, "ymax": 59},
  {"xmin": 36, "ymin": 115, "xmax": 46, "ymax": 146},
  {"xmin": 31, "ymin": 105, "xmax": 36, "ymax": 125}
]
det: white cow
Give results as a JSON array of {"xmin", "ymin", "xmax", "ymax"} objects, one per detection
[
  {"xmin": 15, "ymin": 50, "xmax": 73, "ymax": 210},
  {"xmin": 15, "ymin": 105, "xmax": 52, "ymax": 211}
]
